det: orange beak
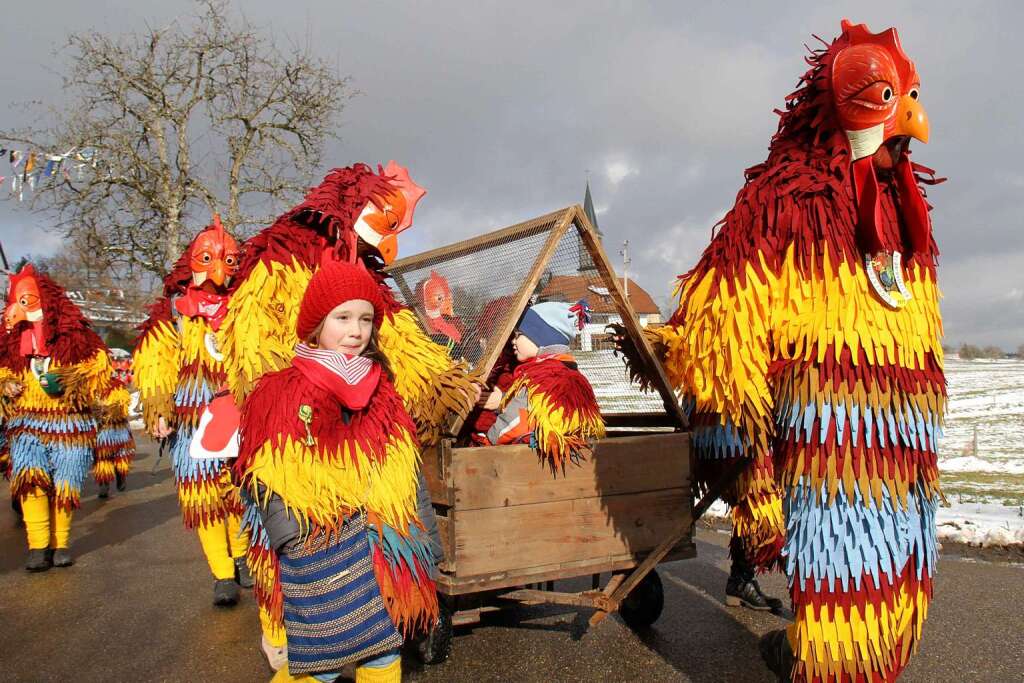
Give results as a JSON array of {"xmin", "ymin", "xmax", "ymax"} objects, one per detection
[
  {"xmin": 894, "ymin": 95, "xmax": 929, "ymax": 143},
  {"xmin": 4, "ymin": 302, "xmax": 24, "ymax": 330},
  {"xmin": 209, "ymin": 262, "xmax": 226, "ymax": 287},
  {"xmin": 377, "ymin": 234, "xmax": 398, "ymax": 265}
]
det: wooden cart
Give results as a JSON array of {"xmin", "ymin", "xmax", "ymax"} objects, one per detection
[{"xmin": 386, "ymin": 206, "xmax": 698, "ymax": 663}]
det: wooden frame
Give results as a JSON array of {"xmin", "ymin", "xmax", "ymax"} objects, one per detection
[
  {"xmin": 387, "ymin": 205, "xmax": 689, "ymax": 435},
  {"xmin": 388, "ymin": 207, "xmax": 699, "ymax": 637}
]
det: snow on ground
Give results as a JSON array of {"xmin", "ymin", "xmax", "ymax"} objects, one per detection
[
  {"xmin": 701, "ymin": 499, "xmax": 1024, "ymax": 548},
  {"xmin": 936, "ymin": 500, "xmax": 1024, "ymax": 547}
]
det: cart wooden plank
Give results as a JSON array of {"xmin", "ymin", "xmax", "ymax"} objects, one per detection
[
  {"xmin": 449, "ymin": 433, "xmax": 691, "ymax": 510},
  {"xmin": 451, "ymin": 487, "xmax": 690, "ymax": 577},
  {"xmin": 435, "ymin": 543, "xmax": 696, "ymax": 595}
]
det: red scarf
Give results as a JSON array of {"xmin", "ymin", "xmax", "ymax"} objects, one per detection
[
  {"xmin": 291, "ymin": 343, "xmax": 381, "ymax": 410},
  {"xmin": 174, "ymin": 286, "xmax": 229, "ymax": 331}
]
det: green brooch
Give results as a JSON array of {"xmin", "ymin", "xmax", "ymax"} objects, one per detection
[{"xmin": 298, "ymin": 404, "xmax": 315, "ymax": 446}]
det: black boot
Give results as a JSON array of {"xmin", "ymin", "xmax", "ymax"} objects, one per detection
[
  {"xmin": 97, "ymin": 483, "xmax": 110, "ymax": 499},
  {"xmin": 25, "ymin": 548, "xmax": 51, "ymax": 572},
  {"xmin": 115, "ymin": 471, "xmax": 127, "ymax": 492},
  {"xmin": 235, "ymin": 557, "xmax": 254, "ymax": 588},
  {"xmin": 52, "ymin": 548, "xmax": 74, "ymax": 568},
  {"xmin": 725, "ymin": 575, "xmax": 779, "ymax": 610},
  {"xmin": 213, "ymin": 578, "xmax": 240, "ymax": 606},
  {"xmin": 726, "ymin": 534, "xmax": 783, "ymax": 611},
  {"xmin": 759, "ymin": 629, "xmax": 794, "ymax": 682}
]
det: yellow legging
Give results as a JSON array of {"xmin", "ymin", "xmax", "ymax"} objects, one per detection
[
  {"xmin": 21, "ymin": 488, "xmax": 72, "ymax": 550},
  {"xmin": 195, "ymin": 512, "xmax": 249, "ymax": 580},
  {"xmin": 268, "ymin": 658, "xmax": 401, "ymax": 683}
]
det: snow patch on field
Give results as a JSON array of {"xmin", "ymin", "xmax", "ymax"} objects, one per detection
[
  {"xmin": 936, "ymin": 501, "xmax": 1024, "ymax": 547},
  {"xmin": 940, "ymin": 455, "xmax": 1024, "ymax": 475}
]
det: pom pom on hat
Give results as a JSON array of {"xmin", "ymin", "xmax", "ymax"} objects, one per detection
[{"xmin": 296, "ymin": 260, "xmax": 386, "ymax": 340}]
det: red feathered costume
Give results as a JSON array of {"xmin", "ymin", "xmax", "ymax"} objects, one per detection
[
  {"xmin": 633, "ymin": 21, "xmax": 944, "ymax": 681},
  {"xmin": 1, "ymin": 264, "xmax": 122, "ymax": 566}
]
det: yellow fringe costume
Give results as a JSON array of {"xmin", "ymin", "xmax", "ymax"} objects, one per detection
[
  {"xmin": 2, "ymin": 266, "xmax": 119, "ymax": 556},
  {"xmin": 219, "ymin": 163, "xmax": 476, "ymax": 654}
]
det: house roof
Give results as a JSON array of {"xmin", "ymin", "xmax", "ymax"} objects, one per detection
[{"xmin": 537, "ymin": 274, "xmax": 660, "ymax": 315}]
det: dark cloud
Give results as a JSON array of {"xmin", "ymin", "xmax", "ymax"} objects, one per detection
[{"xmin": 1, "ymin": 1, "xmax": 1021, "ymax": 347}]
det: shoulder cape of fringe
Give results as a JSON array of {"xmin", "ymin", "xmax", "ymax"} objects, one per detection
[
  {"xmin": 617, "ymin": 31, "xmax": 945, "ymax": 682},
  {"xmin": 503, "ymin": 355, "xmax": 605, "ymax": 472},
  {"xmin": 219, "ymin": 164, "xmax": 477, "ymax": 446},
  {"xmin": 236, "ymin": 365, "xmax": 437, "ymax": 634}
]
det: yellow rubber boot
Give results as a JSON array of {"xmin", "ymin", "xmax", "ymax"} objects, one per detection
[
  {"xmin": 196, "ymin": 521, "xmax": 236, "ymax": 579},
  {"xmin": 21, "ymin": 488, "xmax": 50, "ymax": 550},
  {"xmin": 226, "ymin": 511, "xmax": 250, "ymax": 559},
  {"xmin": 260, "ymin": 607, "xmax": 288, "ymax": 672},
  {"xmin": 269, "ymin": 665, "xmax": 318, "ymax": 682},
  {"xmin": 355, "ymin": 658, "xmax": 401, "ymax": 683}
]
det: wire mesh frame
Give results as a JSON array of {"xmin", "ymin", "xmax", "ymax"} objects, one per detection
[{"xmin": 386, "ymin": 205, "xmax": 688, "ymax": 435}]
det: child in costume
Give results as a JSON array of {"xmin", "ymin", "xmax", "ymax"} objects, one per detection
[
  {"xmin": 478, "ymin": 300, "xmax": 604, "ymax": 470},
  {"xmin": 0, "ymin": 264, "xmax": 119, "ymax": 570},
  {"xmin": 134, "ymin": 216, "xmax": 254, "ymax": 606},
  {"xmin": 237, "ymin": 260, "xmax": 436, "ymax": 683},
  {"xmin": 219, "ymin": 162, "xmax": 477, "ymax": 670},
  {"xmin": 92, "ymin": 376, "xmax": 136, "ymax": 499}
]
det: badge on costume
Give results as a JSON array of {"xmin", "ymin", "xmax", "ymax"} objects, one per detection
[
  {"xmin": 864, "ymin": 251, "xmax": 912, "ymax": 308},
  {"xmin": 190, "ymin": 393, "xmax": 240, "ymax": 460},
  {"xmin": 204, "ymin": 331, "xmax": 224, "ymax": 362}
]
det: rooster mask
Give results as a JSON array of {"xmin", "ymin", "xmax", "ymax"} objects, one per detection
[
  {"xmin": 189, "ymin": 214, "xmax": 240, "ymax": 290},
  {"xmin": 829, "ymin": 20, "xmax": 933, "ymax": 260}
]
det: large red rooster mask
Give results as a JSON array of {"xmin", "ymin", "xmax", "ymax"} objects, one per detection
[{"xmin": 830, "ymin": 20, "xmax": 932, "ymax": 258}]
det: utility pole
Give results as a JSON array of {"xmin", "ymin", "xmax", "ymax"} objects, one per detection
[{"xmin": 619, "ymin": 240, "xmax": 630, "ymax": 298}]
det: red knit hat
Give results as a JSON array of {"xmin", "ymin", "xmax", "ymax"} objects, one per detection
[{"xmin": 296, "ymin": 260, "xmax": 386, "ymax": 340}]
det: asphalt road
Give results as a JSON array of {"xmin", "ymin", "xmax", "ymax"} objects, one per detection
[{"xmin": 1, "ymin": 438, "xmax": 1021, "ymax": 682}]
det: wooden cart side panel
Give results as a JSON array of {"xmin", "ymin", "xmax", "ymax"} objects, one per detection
[
  {"xmin": 435, "ymin": 511, "xmax": 455, "ymax": 573},
  {"xmin": 435, "ymin": 543, "xmax": 697, "ymax": 595},
  {"xmin": 450, "ymin": 433, "xmax": 691, "ymax": 510},
  {"xmin": 452, "ymin": 487, "xmax": 690, "ymax": 577},
  {"xmin": 420, "ymin": 441, "xmax": 454, "ymax": 507}
]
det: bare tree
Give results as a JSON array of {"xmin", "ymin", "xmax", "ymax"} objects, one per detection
[{"xmin": 2, "ymin": 0, "xmax": 353, "ymax": 276}]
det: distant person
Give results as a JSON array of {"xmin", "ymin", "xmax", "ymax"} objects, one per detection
[
  {"xmin": 133, "ymin": 217, "xmax": 256, "ymax": 609},
  {"xmin": 0, "ymin": 264, "xmax": 123, "ymax": 571}
]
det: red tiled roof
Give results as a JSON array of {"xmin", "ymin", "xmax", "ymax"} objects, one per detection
[{"xmin": 538, "ymin": 274, "xmax": 660, "ymax": 315}]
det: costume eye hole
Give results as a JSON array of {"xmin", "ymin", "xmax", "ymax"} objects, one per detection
[
  {"xmin": 225, "ymin": 256, "xmax": 237, "ymax": 266},
  {"xmin": 881, "ymin": 87, "xmax": 893, "ymax": 102},
  {"xmin": 908, "ymin": 87, "xmax": 920, "ymax": 100},
  {"xmin": 202, "ymin": 254, "xmax": 211, "ymax": 263},
  {"xmin": 19, "ymin": 297, "xmax": 28, "ymax": 306}
]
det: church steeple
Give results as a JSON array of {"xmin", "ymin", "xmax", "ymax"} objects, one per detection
[{"xmin": 580, "ymin": 179, "xmax": 602, "ymax": 273}]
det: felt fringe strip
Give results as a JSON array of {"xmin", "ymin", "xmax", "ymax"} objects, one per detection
[
  {"xmin": 379, "ymin": 309, "xmax": 479, "ymax": 446},
  {"xmin": 133, "ymin": 319, "xmax": 180, "ymax": 430},
  {"xmin": 502, "ymin": 357, "xmax": 605, "ymax": 472},
  {"xmin": 219, "ymin": 257, "xmax": 311, "ymax": 403},
  {"xmin": 175, "ymin": 466, "xmax": 243, "ymax": 529}
]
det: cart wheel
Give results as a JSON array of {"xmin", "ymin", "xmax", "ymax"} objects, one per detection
[
  {"xmin": 414, "ymin": 599, "xmax": 453, "ymax": 665},
  {"xmin": 619, "ymin": 570, "xmax": 664, "ymax": 629}
]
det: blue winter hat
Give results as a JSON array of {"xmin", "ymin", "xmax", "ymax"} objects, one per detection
[{"xmin": 517, "ymin": 300, "xmax": 591, "ymax": 348}]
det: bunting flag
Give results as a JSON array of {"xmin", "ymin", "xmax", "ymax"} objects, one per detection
[{"xmin": 0, "ymin": 145, "xmax": 101, "ymax": 201}]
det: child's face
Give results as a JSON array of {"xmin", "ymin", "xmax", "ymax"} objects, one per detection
[
  {"xmin": 317, "ymin": 299, "xmax": 375, "ymax": 355},
  {"xmin": 512, "ymin": 331, "xmax": 539, "ymax": 362}
]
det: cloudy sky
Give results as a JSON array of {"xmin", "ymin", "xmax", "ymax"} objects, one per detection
[{"xmin": 1, "ymin": 1, "xmax": 1021, "ymax": 348}]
